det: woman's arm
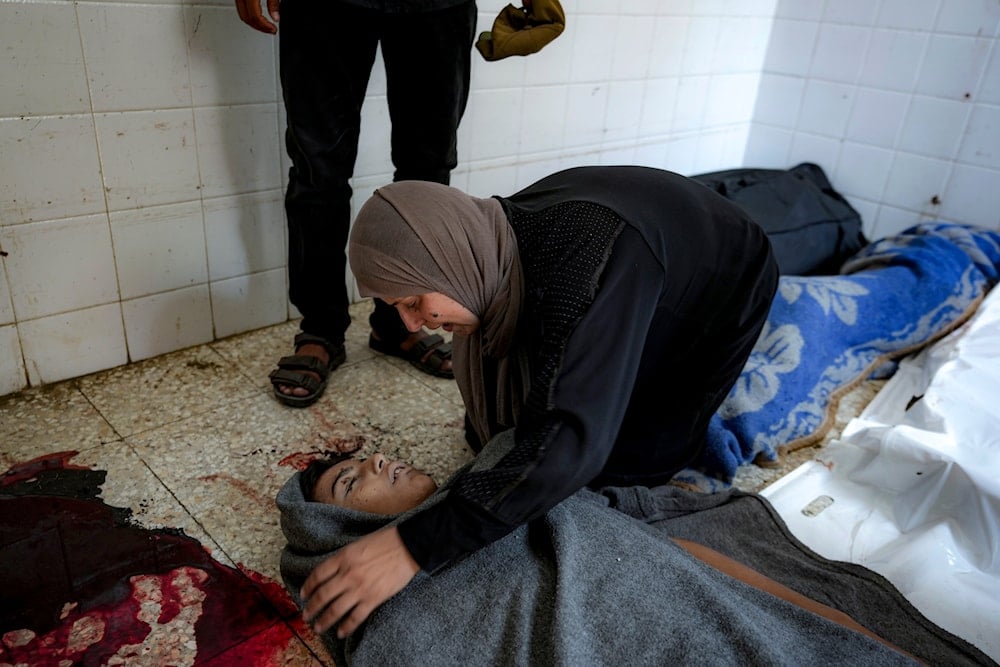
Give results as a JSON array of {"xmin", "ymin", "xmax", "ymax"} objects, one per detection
[{"xmin": 401, "ymin": 226, "xmax": 665, "ymax": 572}]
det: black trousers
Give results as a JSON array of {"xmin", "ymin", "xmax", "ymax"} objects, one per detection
[{"xmin": 279, "ymin": 0, "xmax": 477, "ymax": 345}]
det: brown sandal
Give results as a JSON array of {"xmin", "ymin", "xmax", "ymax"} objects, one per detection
[
  {"xmin": 268, "ymin": 333, "xmax": 346, "ymax": 407},
  {"xmin": 368, "ymin": 333, "xmax": 454, "ymax": 379}
]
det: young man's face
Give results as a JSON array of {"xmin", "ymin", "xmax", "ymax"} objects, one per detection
[{"xmin": 313, "ymin": 453, "xmax": 438, "ymax": 514}]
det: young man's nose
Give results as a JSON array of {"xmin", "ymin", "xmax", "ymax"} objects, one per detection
[{"xmin": 368, "ymin": 453, "xmax": 388, "ymax": 474}]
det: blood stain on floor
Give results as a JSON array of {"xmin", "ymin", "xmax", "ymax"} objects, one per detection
[{"xmin": 0, "ymin": 452, "xmax": 310, "ymax": 666}]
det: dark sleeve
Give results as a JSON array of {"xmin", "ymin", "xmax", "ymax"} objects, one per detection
[{"xmin": 399, "ymin": 227, "xmax": 665, "ymax": 573}]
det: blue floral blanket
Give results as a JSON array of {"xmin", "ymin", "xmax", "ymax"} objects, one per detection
[{"xmin": 678, "ymin": 223, "xmax": 1000, "ymax": 491}]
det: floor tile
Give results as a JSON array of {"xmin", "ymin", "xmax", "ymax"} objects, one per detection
[
  {"xmin": 0, "ymin": 382, "xmax": 118, "ymax": 464},
  {"xmin": 77, "ymin": 345, "xmax": 258, "ymax": 438},
  {"xmin": 84, "ymin": 441, "xmax": 229, "ymax": 555},
  {"xmin": 209, "ymin": 318, "xmax": 302, "ymax": 389},
  {"xmin": 210, "ymin": 300, "xmax": 380, "ymax": 391},
  {"xmin": 127, "ymin": 359, "xmax": 473, "ymax": 585},
  {"xmin": 126, "ymin": 395, "xmax": 339, "ymax": 583},
  {"xmin": 200, "ymin": 622, "xmax": 325, "ymax": 666},
  {"xmin": 376, "ymin": 345, "xmax": 464, "ymax": 408},
  {"xmin": 317, "ymin": 358, "xmax": 472, "ymax": 482},
  {"xmin": 285, "ymin": 624, "xmax": 332, "ymax": 667}
]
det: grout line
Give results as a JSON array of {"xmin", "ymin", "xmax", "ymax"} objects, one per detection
[
  {"xmin": 73, "ymin": 379, "xmax": 127, "ymax": 445},
  {"xmin": 72, "ymin": 2, "xmax": 130, "ymax": 367},
  {"xmin": 126, "ymin": 439, "xmax": 233, "ymax": 562},
  {"xmin": 180, "ymin": 5, "xmax": 215, "ymax": 341}
]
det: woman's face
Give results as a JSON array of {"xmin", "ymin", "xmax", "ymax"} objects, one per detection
[{"xmin": 387, "ymin": 292, "xmax": 480, "ymax": 336}]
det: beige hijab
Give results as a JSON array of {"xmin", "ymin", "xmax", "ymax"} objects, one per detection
[{"xmin": 349, "ymin": 181, "xmax": 528, "ymax": 445}]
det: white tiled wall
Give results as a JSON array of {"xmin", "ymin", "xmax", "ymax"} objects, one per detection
[
  {"xmin": 4, "ymin": 0, "xmax": 998, "ymax": 398},
  {"xmin": 746, "ymin": 0, "xmax": 1000, "ymax": 240},
  {"xmin": 0, "ymin": 0, "xmax": 282, "ymax": 394},
  {"xmin": 9, "ymin": 3, "xmax": 993, "ymax": 398},
  {"xmin": 0, "ymin": 0, "xmax": 778, "ymax": 396}
]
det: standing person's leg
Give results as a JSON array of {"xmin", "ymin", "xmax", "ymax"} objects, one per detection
[
  {"xmin": 365, "ymin": 1, "xmax": 477, "ymax": 378},
  {"xmin": 382, "ymin": 1, "xmax": 475, "ymax": 185},
  {"xmin": 270, "ymin": 1, "xmax": 379, "ymax": 406}
]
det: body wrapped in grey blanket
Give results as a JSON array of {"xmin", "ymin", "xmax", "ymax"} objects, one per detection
[{"xmin": 277, "ymin": 435, "xmax": 994, "ymax": 666}]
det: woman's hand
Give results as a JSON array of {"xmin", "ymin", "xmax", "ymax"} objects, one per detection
[{"xmin": 301, "ymin": 526, "xmax": 420, "ymax": 638}]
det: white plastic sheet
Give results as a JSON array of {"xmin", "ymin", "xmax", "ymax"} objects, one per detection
[{"xmin": 762, "ymin": 286, "xmax": 1000, "ymax": 660}]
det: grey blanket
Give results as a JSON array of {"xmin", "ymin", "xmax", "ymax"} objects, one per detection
[{"xmin": 277, "ymin": 436, "xmax": 992, "ymax": 666}]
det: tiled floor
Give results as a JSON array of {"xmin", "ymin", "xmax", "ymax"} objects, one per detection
[{"xmin": 0, "ymin": 299, "xmax": 882, "ymax": 666}]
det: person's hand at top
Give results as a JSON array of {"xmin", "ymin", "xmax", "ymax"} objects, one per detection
[
  {"xmin": 301, "ymin": 525, "xmax": 420, "ymax": 638},
  {"xmin": 235, "ymin": 0, "xmax": 280, "ymax": 34}
]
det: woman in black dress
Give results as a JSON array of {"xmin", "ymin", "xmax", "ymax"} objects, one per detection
[{"xmin": 300, "ymin": 166, "xmax": 779, "ymax": 638}]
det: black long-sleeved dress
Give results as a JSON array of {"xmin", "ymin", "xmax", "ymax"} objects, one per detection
[{"xmin": 398, "ymin": 166, "xmax": 779, "ymax": 573}]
